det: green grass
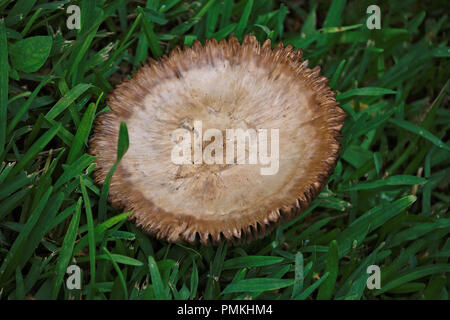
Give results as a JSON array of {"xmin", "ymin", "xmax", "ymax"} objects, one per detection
[{"xmin": 0, "ymin": 0, "xmax": 449, "ymax": 300}]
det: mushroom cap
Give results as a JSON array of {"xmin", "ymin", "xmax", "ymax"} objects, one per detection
[{"xmin": 90, "ymin": 35, "xmax": 345, "ymax": 245}]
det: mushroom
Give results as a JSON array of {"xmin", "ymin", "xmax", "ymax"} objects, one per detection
[{"xmin": 90, "ymin": 35, "xmax": 345, "ymax": 245}]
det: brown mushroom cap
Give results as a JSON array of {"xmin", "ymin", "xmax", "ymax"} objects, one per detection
[{"xmin": 90, "ymin": 35, "xmax": 345, "ymax": 245}]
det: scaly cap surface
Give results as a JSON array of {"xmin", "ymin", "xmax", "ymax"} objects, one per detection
[{"xmin": 90, "ymin": 35, "xmax": 345, "ymax": 244}]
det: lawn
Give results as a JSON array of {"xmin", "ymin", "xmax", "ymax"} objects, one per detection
[{"xmin": 0, "ymin": 0, "xmax": 449, "ymax": 300}]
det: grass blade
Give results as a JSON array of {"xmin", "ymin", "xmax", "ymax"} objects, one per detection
[
  {"xmin": 389, "ymin": 118, "xmax": 450, "ymax": 151},
  {"xmin": 7, "ymin": 123, "xmax": 61, "ymax": 179},
  {"xmin": 80, "ymin": 176, "xmax": 96, "ymax": 299},
  {"xmin": 66, "ymin": 100, "xmax": 99, "ymax": 164},
  {"xmin": 374, "ymin": 264, "xmax": 450, "ymax": 296},
  {"xmin": 98, "ymin": 121, "xmax": 129, "ymax": 221},
  {"xmin": 223, "ymin": 256, "xmax": 284, "ymax": 270},
  {"xmin": 222, "ymin": 278, "xmax": 294, "ymax": 294},
  {"xmin": 337, "ymin": 87, "xmax": 396, "ymax": 100},
  {"xmin": 0, "ymin": 19, "xmax": 8, "ymax": 156},
  {"xmin": 148, "ymin": 255, "xmax": 168, "ymax": 299},
  {"xmin": 0, "ymin": 187, "xmax": 52, "ymax": 283},
  {"xmin": 103, "ymin": 246, "xmax": 129, "ymax": 299},
  {"xmin": 45, "ymin": 83, "xmax": 93, "ymax": 121},
  {"xmin": 317, "ymin": 240, "xmax": 339, "ymax": 300},
  {"xmin": 295, "ymin": 272, "xmax": 330, "ymax": 300},
  {"xmin": 51, "ymin": 197, "xmax": 82, "ymax": 299},
  {"xmin": 235, "ymin": 0, "xmax": 253, "ymax": 41}
]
